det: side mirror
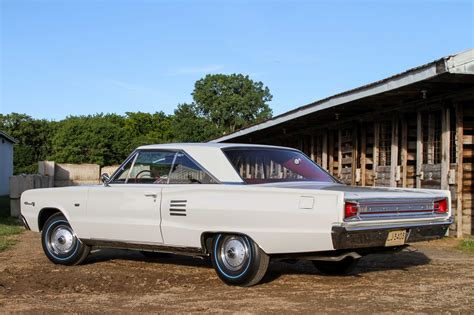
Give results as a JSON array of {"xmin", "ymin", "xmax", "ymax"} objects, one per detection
[{"xmin": 101, "ymin": 173, "xmax": 110, "ymax": 186}]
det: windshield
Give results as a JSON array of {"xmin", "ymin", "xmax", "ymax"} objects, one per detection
[{"xmin": 223, "ymin": 148, "xmax": 336, "ymax": 184}]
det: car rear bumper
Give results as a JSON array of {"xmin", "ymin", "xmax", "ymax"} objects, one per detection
[{"xmin": 331, "ymin": 217, "xmax": 453, "ymax": 250}]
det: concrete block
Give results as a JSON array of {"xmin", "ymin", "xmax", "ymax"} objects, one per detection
[
  {"xmin": 9, "ymin": 176, "xmax": 20, "ymax": 199},
  {"xmin": 9, "ymin": 174, "xmax": 51, "ymax": 217},
  {"xmin": 33, "ymin": 174, "xmax": 42, "ymax": 189},
  {"xmin": 41, "ymin": 176, "xmax": 51, "ymax": 188},
  {"xmin": 101, "ymin": 165, "xmax": 119, "ymax": 177},
  {"xmin": 10, "ymin": 175, "xmax": 41, "ymax": 198},
  {"xmin": 10, "ymin": 199, "xmax": 20, "ymax": 217},
  {"xmin": 55, "ymin": 163, "xmax": 100, "ymax": 182},
  {"xmin": 38, "ymin": 161, "xmax": 56, "ymax": 188},
  {"xmin": 38, "ymin": 161, "xmax": 55, "ymax": 177},
  {"xmin": 23, "ymin": 175, "xmax": 35, "ymax": 192}
]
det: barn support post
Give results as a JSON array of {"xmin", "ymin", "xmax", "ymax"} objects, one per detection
[
  {"xmin": 351, "ymin": 125, "xmax": 358, "ymax": 186},
  {"xmin": 401, "ymin": 116, "xmax": 408, "ymax": 188},
  {"xmin": 361, "ymin": 124, "xmax": 367, "ymax": 186},
  {"xmin": 441, "ymin": 107, "xmax": 450, "ymax": 190},
  {"xmin": 427, "ymin": 114, "xmax": 435, "ymax": 164},
  {"xmin": 455, "ymin": 104, "xmax": 464, "ymax": 238},
  {"xmin": 322, "ymin": 130, "xmax": 328, "ymax": 170},
  {"xmin": 310, "ymin": 135, "xmax": 315, "ymax": 161},
  {"xmin": 338, "ymin": 129, "xmax": 342, "ymax": 177},
  {"xmin": 328, "ymin": 132, "xmax": 334, "ymax": 175},
  {"xmin": 373, "ymin": 122, "xmax": 380, "ymax": 186},
  {"xmin": 390, "ymin": 117, "xmax": 399, "ymax": 187},
  {"xmin": 416, "ymin": 112, "xmax": 423, "ymax": 188},
  {"xmin": 298, "ymin": 138, "xmax": 304, "ymax": 152}
]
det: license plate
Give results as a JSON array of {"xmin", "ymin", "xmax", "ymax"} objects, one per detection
[{"xmin": 385, "ymin": 230, "xmax": 407, "ymax": 246}]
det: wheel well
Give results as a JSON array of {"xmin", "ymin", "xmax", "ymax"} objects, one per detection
[
  {"xmin": 201, "ymin": 232, "xmax": 215, "ymax": 254},
  {"xmin": 38, "ymin": 208, "xmax": 62, "ymax": 231},
  {"xmin": 200, "ymin": 232, "xmax": 258, "ymax": 255}
]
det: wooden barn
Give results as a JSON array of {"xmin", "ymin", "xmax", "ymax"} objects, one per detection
[{"xmin": 214, "ymin": 49, "xmax": 474, "ymax": 237}]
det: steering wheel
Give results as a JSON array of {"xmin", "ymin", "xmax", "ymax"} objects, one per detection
[{"xmin": 134, "ymin": 170, "xmax": 159, "ymax": 183}]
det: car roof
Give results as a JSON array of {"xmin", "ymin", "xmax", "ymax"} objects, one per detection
[
  {"xmin": 136, "ymin": 142, "xmax": 295, "ymax": 151},
  {"xmin": 133, "ymin": 143, "xmax": 300, "ymax": 183}
]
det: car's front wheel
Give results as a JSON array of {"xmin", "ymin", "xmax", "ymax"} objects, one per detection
[
  {"xmin": 211, "ymin": 234, "xmax": 269, "ymax": 286},
  {"xmin": 41, "ymin": 213, "xmax": 90, "ymax": 265}
]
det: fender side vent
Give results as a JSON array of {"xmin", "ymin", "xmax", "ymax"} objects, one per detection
[{"xmin": 170, "ymin": 200, "xmax": 187, "ymax": 216}]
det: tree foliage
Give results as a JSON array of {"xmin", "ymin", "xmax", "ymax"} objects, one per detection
[
  {"xmin": 172, "ymin": 103, "xmax": 221, "ymax": 142},
  {"xmin": 49, "ymin": 114, "xmax": 129, "ymax": 165},
  {"xmin": 192, "ymin": 74, "xmax": 272, "ymax": 133},
  {"xmin": 0, "ymin": 73, "xmax": 273, "ymax": 174},
  {"xmin": 0, "ymin": 113, "xmax": 54, "ymax": 173}
]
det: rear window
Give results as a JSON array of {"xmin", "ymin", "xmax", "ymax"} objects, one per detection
[{"xmin": 222, "ymin": 148, "xmax": 335, "ymax": 184}]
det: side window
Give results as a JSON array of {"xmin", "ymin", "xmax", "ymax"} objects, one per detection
[
  {"xmin": 112, "ymin": 154, "xmax": 136, "ymax": 183},
  {"xmin": 169, "ymin": 152, "xmax": 217, "ymax": 184},
  {"xmin": 128, "ymin": 151, "xmax": 176, "ymax": 184}
]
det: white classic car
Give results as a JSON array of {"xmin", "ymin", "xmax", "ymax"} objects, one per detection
[{"xmin": 21, "ymin": 143, "xmax": 453, "ymax": 286}]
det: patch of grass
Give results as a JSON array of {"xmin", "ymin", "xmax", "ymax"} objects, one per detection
[
  {"xmin": 0, "ymin": 238, "xmax": 19, "ymax": 251},
  {"xmin": 0, "ymin": 195, "xmax": 24, "ymax": 251},
  {"xmin": 459, "ymin": 239, "xmax": 474, "ymax": 252}
]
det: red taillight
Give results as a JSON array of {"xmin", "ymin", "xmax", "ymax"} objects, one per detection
[
  {"xmin": 345, "ymin": 202, "xmax": 359, "ymax": 219},
  {"xmin": 434, "ymin": 198, "xmax": 448, "ymax": 214}
]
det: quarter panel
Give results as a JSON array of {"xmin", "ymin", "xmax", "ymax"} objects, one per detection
[
  {"xmin": 161, "ymin": 185, "xmax": 343, "ymax": 253},
  {"xmin": 20, "ymin": 187, "xmax": 90, "ymax": 237}
]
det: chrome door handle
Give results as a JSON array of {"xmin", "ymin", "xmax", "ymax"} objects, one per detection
[{"xmin": 144, "ymin": 192, "xmax": 158, "ymax": 198}]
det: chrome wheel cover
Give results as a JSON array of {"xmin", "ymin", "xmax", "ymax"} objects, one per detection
[
  {"xmin": 219, "ymin": 236, "xmax": 249, "ymax": 271},
  {"xmin": 48, "ymin": 225, "xmax": 76, "ymax": 256}
]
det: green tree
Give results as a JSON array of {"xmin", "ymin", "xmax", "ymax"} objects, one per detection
[
  {"xmin": 172, "ymin": 103, "xmax": 221, "ymax": 142},
  {"xmin": 192, "ymin": 74, "xmax": 272, "ymax": 133},
  {"xmin": 0, "ymin": 113, "xmax": 54, "ymax": 174},
  {"xmin": 49, "ymin": 114, "xmax": 129, "ymax": 166},
  {"xmin": 0, "ymin": 73, "xmax": 274, "ymax": 171},
  {"xmin": 123, "ymin": 111, "xmax": 173, "ymax": 151}
]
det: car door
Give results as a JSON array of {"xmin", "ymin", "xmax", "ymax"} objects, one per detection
[
  {"xmin": 160, "ymin": 151, "xmax": 219, "ymax": 247},
  {"xmin": 86, "ymin": 150, "xmax": 177, "ymax": 244}
]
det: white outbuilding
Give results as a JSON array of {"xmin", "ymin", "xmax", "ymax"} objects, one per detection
[{"xmin": 0, "ymin": 131, "xmax": 17, "ymax": 196}]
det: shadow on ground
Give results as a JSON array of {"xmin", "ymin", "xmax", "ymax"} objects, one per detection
[{"xmin": 84, "ymin": 247, "xmax": 431, "ymax": 283}]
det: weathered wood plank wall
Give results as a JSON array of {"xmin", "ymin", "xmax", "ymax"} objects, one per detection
[{"xmin": 279, "ymin": 101, "xmax": 472, "ymax": 236}]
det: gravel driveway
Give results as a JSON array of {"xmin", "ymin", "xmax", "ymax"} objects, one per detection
[{"xmin": 0, "ymin": 231, "xmax": 473, "ymax": 313}]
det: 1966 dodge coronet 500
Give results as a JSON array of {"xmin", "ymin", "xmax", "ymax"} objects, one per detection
[{"xmin": 21, "ymin": 143, "xmax": 453, "ymax": 286}]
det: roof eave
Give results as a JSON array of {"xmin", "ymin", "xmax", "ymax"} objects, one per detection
[
  {"xmin": 0, "ymin": 131, "xmax": 18, "ymax": 144},
  {"xmin": 212, "ymin": 49, "xmax": 473, "ymax": 143}
]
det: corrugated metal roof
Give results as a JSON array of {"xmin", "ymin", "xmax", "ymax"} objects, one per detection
[
  {"xmin": 212, "ymin": 48, "xmax": 474, "ymax": 143},
  {"xmin": 0, "ymin": 131, "xmax": 18, "ymax": 144}
]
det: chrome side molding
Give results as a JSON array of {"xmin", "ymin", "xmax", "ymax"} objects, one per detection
[{"xmin": 81, "ymin": 239, "xmax": 204, "ymax": 257}]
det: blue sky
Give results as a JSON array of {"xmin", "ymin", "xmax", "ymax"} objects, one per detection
[{"xmin": 1, "ymin": 0, "xmax": 472, "ymax": 120}]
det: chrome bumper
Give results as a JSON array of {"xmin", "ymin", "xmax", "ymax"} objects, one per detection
[{"xmin": 331, "ymin": 217, "xmax": 453, "ymax": 250}]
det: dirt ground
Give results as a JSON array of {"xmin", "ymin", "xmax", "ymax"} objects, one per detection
[{"xmin": 0, "ymin": 232, "xmax": 473, "ymax": 314}]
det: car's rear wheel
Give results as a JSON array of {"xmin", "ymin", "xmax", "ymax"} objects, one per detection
[
  {"xmin": 41, "ymin": 213, "xmax": 90, "ymax": 265},
  {"xmin": 312, "ymin": 257, "xmax": 359, "ymax": 275},
  {"xmin": 211, "ymin": 234, "xmax": 269, "ymax": 286}
]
